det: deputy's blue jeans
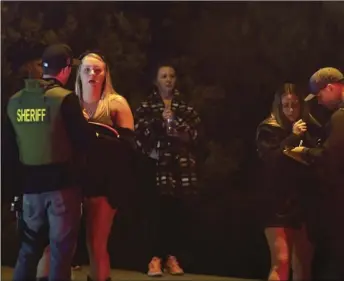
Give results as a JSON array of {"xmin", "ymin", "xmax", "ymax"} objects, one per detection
[{"xmin": 13, "ymin": 187, "xmax": 82, "ymax": 281}]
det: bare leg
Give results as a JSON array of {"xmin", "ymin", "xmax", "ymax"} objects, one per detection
[
  {"xmin": 85, "ymin": 197, "xmax": 116, "ymax": 281},
  {"xmin": 265, "ymin": 227, "xmax": 293, "ymax": 281},
  {"xmin": 291, "ymin": 225, "xmax": 313, "ymax": 281}
]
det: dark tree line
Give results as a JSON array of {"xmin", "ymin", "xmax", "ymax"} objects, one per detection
[{"xmin": 2, "ymin": 2, "xmax": 343, "ymax": 191}]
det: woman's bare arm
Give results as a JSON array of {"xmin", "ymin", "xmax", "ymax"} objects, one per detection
[{"xmin": 110, "ymin": 95, "xmax": 134, "ymax": 130}]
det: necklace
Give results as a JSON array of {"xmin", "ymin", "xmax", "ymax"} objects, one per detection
[{"xmin": 82, "ymin": 100, "xmax": 99, "ymax": 118}]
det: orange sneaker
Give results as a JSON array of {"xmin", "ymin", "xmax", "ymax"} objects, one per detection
[
  {"xmin": 147, "ymin": 257, "xmax": 163, "ymax": 277},
  {"xmin": 165, "ymin": 255, "xmax": 184, "ymax": 275}
]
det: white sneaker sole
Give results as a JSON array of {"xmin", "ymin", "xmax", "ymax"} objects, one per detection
[
  {"xmin": 168, "ymin": 271, "xmax": 184, "ymax": 276},
  {"xmin": 147, "ymin": 272, "xmax": 163, "ymax": 277}
]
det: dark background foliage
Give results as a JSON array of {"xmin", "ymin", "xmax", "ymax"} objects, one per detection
[{"xmin": 1, "ymin": 1, "xmax": 344, "ymax": 278}]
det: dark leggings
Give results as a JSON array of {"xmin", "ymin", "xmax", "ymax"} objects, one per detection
[{"xmin": 150, "ymin": 195, "xmax": 188, "ymax": 261}]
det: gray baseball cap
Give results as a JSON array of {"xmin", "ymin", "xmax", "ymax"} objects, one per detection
[
  {"xmin": 309, "ymin": 67, "xmax": 344, "ymax": 94},
  {"xmin": 305, "ymin": 67, "xmax": 344, "ymax": 101}
]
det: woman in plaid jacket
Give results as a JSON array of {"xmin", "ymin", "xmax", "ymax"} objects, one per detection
[{"xmin": 135, "ymin": 63, "xmax": 203, "ymax": 277}]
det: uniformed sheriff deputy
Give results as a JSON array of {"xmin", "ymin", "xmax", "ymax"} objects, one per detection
[
  {"xmin": 5, "ymin": 44, "xmax": 96, "ymax": 281},
  {"xmin": 2, "ymin": 42, "xmax": 45, "ymax": 204}
]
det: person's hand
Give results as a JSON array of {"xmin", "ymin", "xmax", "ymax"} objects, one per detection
[
  {"xmin": 82, "ymin": 109, "xmax": 90, "ymax": 120},
  {"xmin": 289, "ymin": 146, "xmax": 306, "ymax": 153},
  {"xmin": 292, "ymin": 119, "xmax": 307, "ymax": 136},
  {"xmin": 283, "ymin": 146, "xmax": 309, "ymax": 165},
  {"xmin": 162, "ymin": 108, "xmax": 173, "ymax": 120}
]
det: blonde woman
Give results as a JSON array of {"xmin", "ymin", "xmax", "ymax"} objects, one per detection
[
  {"xmin": 76, "ymin": 51, "xmax": 134, "ymax": 281},
  {"xmin": 35, "ymin": 51, "xmax": 134, "ymax": 281}
]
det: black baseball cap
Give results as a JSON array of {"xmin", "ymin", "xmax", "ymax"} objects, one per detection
[
  {"xmin": 42, "ymin": 43, "xmax": 80, "ymax": 70},
  {"xmin": 309, "ymin": 67, "xmax": 344, "ymax": 94}
]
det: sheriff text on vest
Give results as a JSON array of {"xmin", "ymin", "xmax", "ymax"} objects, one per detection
[{"xmin": 16, "ymin": 108, "xmax": 47, "ymax": 123}]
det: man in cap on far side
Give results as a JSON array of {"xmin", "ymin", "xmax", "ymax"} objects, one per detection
[{"xmin": 290, "ymin": 67, "xmax": 344, "ymax": 279}]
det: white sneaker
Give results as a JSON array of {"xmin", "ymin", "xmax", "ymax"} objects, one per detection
[
  {"xmin": 147, "ymin": 257, "xmax": 163, "ymax": 277},
  {"xmin": 165, "ymin": 255, "xmax": 184, "ymax": 275}
]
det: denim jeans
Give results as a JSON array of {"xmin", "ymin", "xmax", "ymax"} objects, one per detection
[{"xmin": 13, "ymin": 187, "xmax": 82, "ymax": 281}]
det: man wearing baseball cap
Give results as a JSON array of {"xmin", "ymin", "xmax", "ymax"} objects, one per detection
[
  {"xmin": 41, "ymin": 43, "xmax": 79, "ymax": 72},
  {"xmin": 6, "ymin": 43, "xmax": 95, "ymax": 281},
  {"xmin": 308, "ymin": 67, "xmax": 344, "ymax": 108},
  {"xmin": 289, "ymin": 67, "xmax": 344, "ymax": 279}
]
